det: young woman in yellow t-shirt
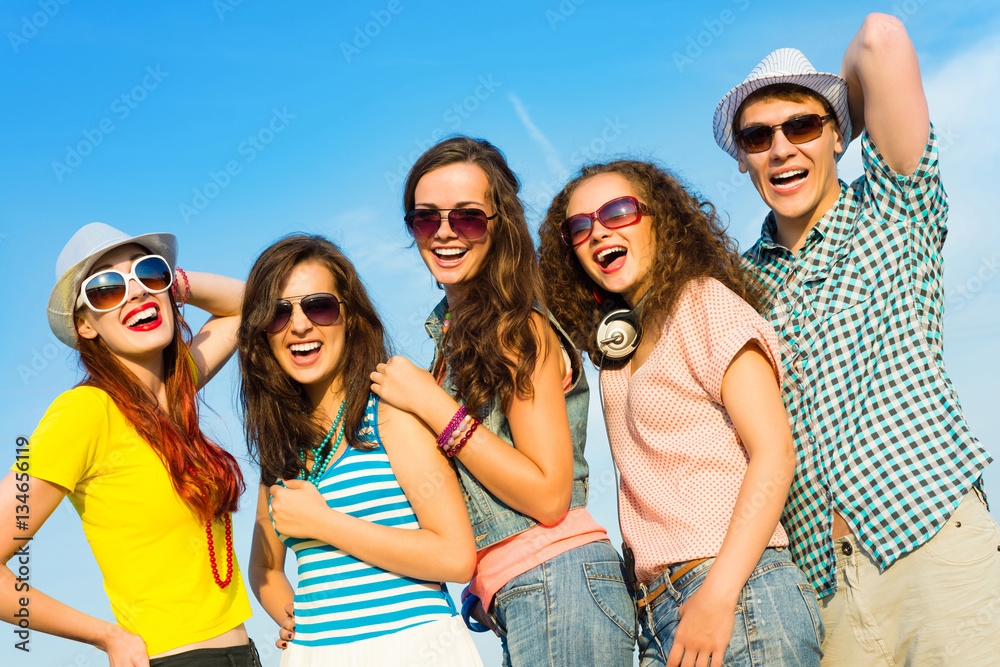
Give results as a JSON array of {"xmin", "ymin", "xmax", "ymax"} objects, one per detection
[{"xmin": 0, "ymin": 223, "xmax": 258, "ymax": 666}]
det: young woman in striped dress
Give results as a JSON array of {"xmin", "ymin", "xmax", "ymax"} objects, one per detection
[{"xmin": 239, "ymin": 235, "xmax": 483, "ymax": 666}]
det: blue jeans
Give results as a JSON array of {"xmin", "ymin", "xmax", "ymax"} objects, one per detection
[
  {"xmin": 638, "ymin": 548, "xmax": 823, "ymax": 666},
  {"xmin": 489, "ymin": 539, "xmax": 636, "ymax": 666}
]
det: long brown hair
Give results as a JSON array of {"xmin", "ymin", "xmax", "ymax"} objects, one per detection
[
  {"xmin": 538, "ymin": 160, "xmax": 764, "ymax": 362},
  {"xmin": 403, "ymin": 136, "xmax": 546, "ymax": 416},
  {"xmin": 76, "ymin": 299, "xmax": 245, "ymax": 523},
  {"xmin": 238, "ymin": 235, "xmax": 390, "ymax": 487}
]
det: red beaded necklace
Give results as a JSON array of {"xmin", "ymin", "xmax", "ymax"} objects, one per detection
[{"xmin": 205, "ymin": 513, "xmax": 233, "ymax": 589}]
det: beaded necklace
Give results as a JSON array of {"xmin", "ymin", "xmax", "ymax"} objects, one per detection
[
  {"xmin": 301, "ymin": 398, "xmax": 347, "ymax": 485},
  {"xmin": 205, "ymin": 514, "xmax": 233, "ymax": 589}
]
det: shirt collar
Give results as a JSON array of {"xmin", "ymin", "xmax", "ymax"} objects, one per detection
[
  {"xmin": 424, "ymin": 297, "xmax": 449, "ymax": 343},
  {"xmin": 752, "ymin": 181, "xmax": 854, "ymax": 265}
]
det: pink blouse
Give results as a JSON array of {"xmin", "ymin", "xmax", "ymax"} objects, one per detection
[{"xmin": 602, "ymin": 278, "xmax": 789, "ymax": 585}]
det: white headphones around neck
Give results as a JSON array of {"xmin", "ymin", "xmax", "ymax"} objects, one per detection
[{"xmin": 595, "ymin": 308, "xmax": 641, "ymax": 361}]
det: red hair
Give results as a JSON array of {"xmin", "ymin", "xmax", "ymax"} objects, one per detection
[{"xmin": 76, "ymin": 300, "xmax": 244, "ymax": 522}]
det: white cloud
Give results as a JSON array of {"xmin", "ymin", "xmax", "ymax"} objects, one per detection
[{"xmin": 508, "ymin": 91, "xmax": 567, "ymax": 177}]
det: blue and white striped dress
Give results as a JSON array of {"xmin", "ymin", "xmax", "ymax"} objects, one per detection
[{"xmin": 275, "ymin": 394, "xmax": 458, "ymax": 647}]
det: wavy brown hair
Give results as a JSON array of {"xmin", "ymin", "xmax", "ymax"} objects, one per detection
[
  {"xmin": 238, "ymin": 235, "xmax": 390, "ymax": 486},
  {"xmin": 538, "ymin": 160, "xmax": 764, "ymax": 363},
  {"xmin": 76, "ymin": 288, "xmax": 244, "ymax": 523},
  {"xmin": 404, "ymin": 136, "xmax": 546, "ymax": 416}
]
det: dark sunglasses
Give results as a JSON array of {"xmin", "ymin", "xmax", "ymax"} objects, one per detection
[
  {"xmin": 404, "ymin": 208, "xmax": 496, "ymax": 242},
  {"xmin": 735, "ymin": 114, "xmax": 835, "ymax": 154},
  {"xmin": 77, "ymin": 254, "xmax": 173, "ymax": 312},
  {"xmin": 561, "ymin": 196, "xmax": 650, "ymax": 248},
  {"xmin": 266, "ymin": 293, "xmax": 344, "ymax": 334}
]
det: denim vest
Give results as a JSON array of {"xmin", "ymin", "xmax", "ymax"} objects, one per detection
[{"xmin": 425, "ymin": 298, "xmax": 591, "ymax": 550}]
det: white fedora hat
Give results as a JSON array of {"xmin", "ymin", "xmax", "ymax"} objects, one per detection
[
  {"xmin": 713, "ymin": 48, "xmax": 852, "ymax": 161},
  {"xmin": 48, "ymin": 222, "xmax": 177, "ymax": 348}
]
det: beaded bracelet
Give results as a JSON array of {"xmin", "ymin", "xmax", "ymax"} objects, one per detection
[
  {"xmin": 173, "ymin": 267, "xmax": 191, "ymax": 306},
  {"xmin": 436, "ymin": 406, "xmax": 467, "ymax": 448},
  {"xmin": 443, "ymin": 415, "xmax": 472, "ymax": 452},
  {"xmin": 446, "ymin": 417, "xmax": 479, "ymax": 458}
]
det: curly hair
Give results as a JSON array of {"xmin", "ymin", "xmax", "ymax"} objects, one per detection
[
  {"xmin": 238, "ymin": 235, "xmax": 390, "ymax": 486},
  {"xmin": 403, "ymin": 136, "xmax": 546, "ymax": 416},
  {"xmin": 537, "ymin": 160, "xmax": 764, "ymax": 363}
]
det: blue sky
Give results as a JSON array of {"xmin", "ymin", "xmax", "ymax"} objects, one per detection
[{"xmin": 2, "ymin": 1, "xmax": 999, "ymax": 664}]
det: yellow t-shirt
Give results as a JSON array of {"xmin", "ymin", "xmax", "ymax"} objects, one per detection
[{"xmin": 18, "ymin": 386, "xmax": 251, "ymax": 655}]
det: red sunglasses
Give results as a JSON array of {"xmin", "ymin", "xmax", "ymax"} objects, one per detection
[{"xmin": 561, "ymin": 196, "xmax": 650, "ymax": 247}]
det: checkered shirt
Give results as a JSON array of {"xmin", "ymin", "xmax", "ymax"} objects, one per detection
[{"xmin": 743, "ymin": 126, "xmax": 992, "ymax": 597}]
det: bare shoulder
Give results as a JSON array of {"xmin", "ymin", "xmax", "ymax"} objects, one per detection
[
  {"xmin": 529, "ymin": 310, "xmax": 561, "ymax": 354},
  {"xmin": 376, "ymin": 396, "xmax": 431, "ymax": 450}
]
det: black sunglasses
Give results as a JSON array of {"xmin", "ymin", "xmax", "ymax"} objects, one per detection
[
  {"xmin": 266, "ymin": 293, "xmax": 344, "ymax": 334},
  {"xmin": 735, "ymin": 114, "xmax": 835, "ymax": 154}
]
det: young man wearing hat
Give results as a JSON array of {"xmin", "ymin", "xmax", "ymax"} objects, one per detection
[{"xmin": 713, "ymin": 13, "xmax": 998, "ymax": 665}]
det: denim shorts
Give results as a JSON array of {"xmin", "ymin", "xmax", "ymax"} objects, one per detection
[
  {"xmin": 489, "ymin": 539, "xmax": 637, "ymax": 666},
  {"xmin": 638, "ymin": 548, "xmax": 823, "ymax": 667},
  {"xmin": 149, "ymin": 638, "xmax": 261, "ymax": 666}
]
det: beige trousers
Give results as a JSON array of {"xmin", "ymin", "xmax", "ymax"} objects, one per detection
[{"xmin": 820, "ymin": 489, "xmax": 1000, "ymax": 666}]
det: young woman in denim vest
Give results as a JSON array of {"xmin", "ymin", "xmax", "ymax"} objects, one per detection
[
  {"xmin": 537, "ymin": 161, "xmax": 823, "ymax": 666},
  {"xmin": 369, "ymin": 136, "xmax": 636, "ymax": 666}
]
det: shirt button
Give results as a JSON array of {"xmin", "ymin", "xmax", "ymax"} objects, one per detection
[
  {"xmin": 841, "ymin": 542, "xmax": 853, "ymax": 556},
  {"xmin": 808, "ymin": 434, "xmax": 817, "ymax": 444}
]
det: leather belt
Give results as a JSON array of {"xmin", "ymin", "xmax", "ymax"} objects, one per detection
[{"xmin": 636, "ymin": 558, "xmax": 711, "ymax": 609}]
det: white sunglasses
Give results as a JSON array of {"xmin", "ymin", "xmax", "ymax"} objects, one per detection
[{"xmin": 76, "ymin": 254, "xmax": 173, "ymax": 312}]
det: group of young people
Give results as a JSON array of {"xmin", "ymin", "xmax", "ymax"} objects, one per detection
[{"xmin": 3, "ymin": 14, "xmax": 998, "ymax": 667}]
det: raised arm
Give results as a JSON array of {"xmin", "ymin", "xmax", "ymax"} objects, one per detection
[
  {"xmin": 370, "ymin": 312, "xmax": 574, "ymax": 525},
  {"xmin": 0, "ymin": 471, "xmax": 150, "ymax": 665},
  {"xmin": 181, "ymin": 270, "xmax": 244, "ymax": 387},
  {"xmin": 268, "ymin": 400, "xmax": 477, "ymax": 583},
  {"xmin": 841, "ymin": 12, "xmax": 929, "ymax": 175}
]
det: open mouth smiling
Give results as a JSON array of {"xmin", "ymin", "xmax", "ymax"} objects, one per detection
[
  {"xmin": 770, "ymin": 168, "xmax": 807, "ymax": 190},
  {"xmin": 290, "ymin": 341, "xmax": 321, "ymax": 357},
  {"xmin": 595, "ymin": 245, "xmax": 627, "ymax": 269},
  {"xmin": 433, "ymin": 247, "xmax": 468, "ymax": 261},
  {"xmin": 123, "ymin": 303, "xmax": 160, "ymax": 329}
]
